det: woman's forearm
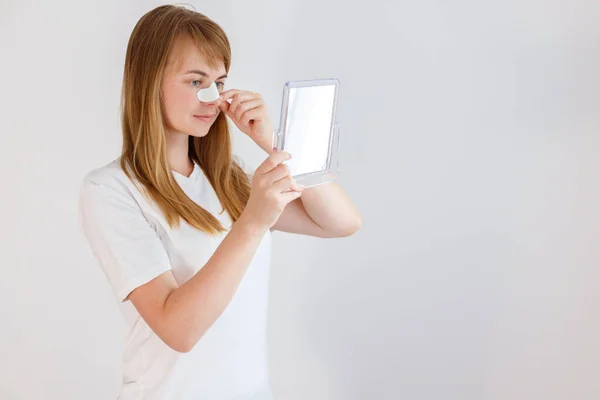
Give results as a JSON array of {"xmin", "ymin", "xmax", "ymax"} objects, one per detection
[
  {"xmin": 162, "ymin": 216, "xmax": 268, "ymax": 352},
  {"xmin": 299, "ymin": 182, "xmax": 362, "ymax": 236}
]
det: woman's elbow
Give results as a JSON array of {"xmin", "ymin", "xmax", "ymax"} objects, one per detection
[
  {"xmin": 335, "ymin": 216, "xmax": 362, "ymax": 238},
  {"xmin": 162, "ymin": 336, "xmax": 192, "ymax": 353},
  {"xmin": 163, "ymin": 331, "xmax": 203, "ymax": 354}
]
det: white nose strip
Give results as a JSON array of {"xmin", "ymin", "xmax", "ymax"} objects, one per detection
[{"xmin": 197, "ymin": 82, "xmax": 220, "ymax": 102}]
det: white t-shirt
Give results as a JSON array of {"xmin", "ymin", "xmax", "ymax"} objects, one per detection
[{"xmin": 77, "ymin": 156, "xmax": 274, "ymax": 400}]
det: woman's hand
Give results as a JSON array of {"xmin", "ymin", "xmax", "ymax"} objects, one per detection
[
  {"xmin": 238, "ymin": 151, "xmax": 304, "ymax": 231},
  {"xmin": 218, "ymin": 89, "xmax": 274, "ymax": 153}
]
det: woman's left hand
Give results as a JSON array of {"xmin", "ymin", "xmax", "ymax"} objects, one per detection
[{"xmin": 219, "ymin": 89, "xmax": 274, "ymax": 154}]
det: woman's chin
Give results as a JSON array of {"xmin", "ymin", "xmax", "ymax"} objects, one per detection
[{"xmin": 188, "ymin": 129, "xmax": 210, "ymax": 138}]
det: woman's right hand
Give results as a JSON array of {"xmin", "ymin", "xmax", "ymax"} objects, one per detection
[{"xmin": 239, "ymin": 151, "xmax": 304, "ymax": 231}]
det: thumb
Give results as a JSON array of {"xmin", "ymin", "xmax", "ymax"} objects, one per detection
[
  {"xmin": 281, "ymin": 190, "xmax": 303, "ymax": 203},
  {"xmin": 219, "ymin": 100, "xmax": 233, "ymax": 116}
]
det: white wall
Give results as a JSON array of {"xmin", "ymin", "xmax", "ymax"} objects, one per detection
[{"xmin": 2, "ymin": 0, "xmax": 600, "ymax": 399}]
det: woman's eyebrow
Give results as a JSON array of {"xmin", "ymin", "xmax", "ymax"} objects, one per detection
[{"xmin": 184, "ymin": 69, "xmax": 227, "ymax": 79}]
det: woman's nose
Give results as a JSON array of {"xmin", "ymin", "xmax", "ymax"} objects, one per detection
[{"xmin": 203, "ymin": 97, "xmax": 222, "ymax": 107}]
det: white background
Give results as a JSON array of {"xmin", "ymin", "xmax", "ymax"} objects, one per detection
[{"xmin": 1, "ymin": 1, "xmax": 599, "ymax": 399}]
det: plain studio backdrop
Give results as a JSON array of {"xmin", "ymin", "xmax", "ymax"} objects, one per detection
[{"xmin": 1, "ymin": 0, "xmax": 599, "ymax": 399}]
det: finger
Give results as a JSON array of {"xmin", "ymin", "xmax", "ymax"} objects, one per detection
[
  {"xmin": 255, "ymin": 151, "xmax": 292, "ymax": 175},
  {"xmin": 272, "ymin": 175, "xmax": 303, "ymax": 193},
  {"xmin": 229, "ymin": 93, "xmax": 258, "ymax": 116},
  {"xmin": 279, "ymin": 190, "xmax": 303, "ymax": 204},
  {"xmin": 236, "ymin": 101, "xmax": 264, "ymax": 126},
  {"xmin": 219, "ymin": 99, "xmax": 232, "ymax": 115},
  {"xmin": 265, "ymin": 163, "xmax": 291, "ymax": 183},
  {"xmin": 220, "ymin": 89, "xmax": 249, "ymax": 102}
]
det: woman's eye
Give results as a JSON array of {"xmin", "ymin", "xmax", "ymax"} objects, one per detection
[{"xmin": 191, "ymin": 81, "xmax": 224, "ymax": 89}]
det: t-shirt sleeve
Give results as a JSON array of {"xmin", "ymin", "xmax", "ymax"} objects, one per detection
[{"xmin": 78, "ymin": 173, "xmax": 173, "ymax": 303}]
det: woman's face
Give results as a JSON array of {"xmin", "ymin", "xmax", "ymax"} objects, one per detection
[{"xmin": 161, "ymin": 39, "xmax": 227, "ymax": 138}]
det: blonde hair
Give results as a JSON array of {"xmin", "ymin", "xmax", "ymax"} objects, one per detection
[{"xmin": 120, "ymin": 4, "xmax": 250, "ymax": 235}]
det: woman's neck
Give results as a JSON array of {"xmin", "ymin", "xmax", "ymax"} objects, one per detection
[{"xmin": 166, "ymin": 130, "xmax": 194, "ymax": 177}]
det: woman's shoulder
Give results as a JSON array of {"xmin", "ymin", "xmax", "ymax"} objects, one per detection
[
  {"xmin": 82, "ymin": 156, "xmax": 133, "ymax": 183},
  {"xmin": 79, "ymin": 157, "xmax": 141, "ymax": 199}
]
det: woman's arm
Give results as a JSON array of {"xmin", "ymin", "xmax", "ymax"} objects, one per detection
[
  {"xmin": 272, "ymin": 182, "xmax": 362, "ymax": 237},
  {"xmin": 128, "ymin": 151, "xmax": 301, "ymax": 353},
  {"xmin": 128, "ymin": 215, "xmax": 267, "ymax": 353}
]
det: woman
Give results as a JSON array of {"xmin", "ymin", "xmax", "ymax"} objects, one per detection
[{"xmin": 78, "ymin": 4, "xmax": 361, "ymax": 400}]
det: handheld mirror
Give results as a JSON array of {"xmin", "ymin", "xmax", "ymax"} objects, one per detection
[{"xmin": 274, "ymin": 78, "xmax": 341, "ymax": 188}]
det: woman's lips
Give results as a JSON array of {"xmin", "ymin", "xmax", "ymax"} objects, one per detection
[{"xmin": 193, "ymin": 115, "xmax": 215, "ymax": 122}]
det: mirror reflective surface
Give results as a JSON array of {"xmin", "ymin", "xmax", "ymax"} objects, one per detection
[{"xmin": 282, "ymin": 84, "xmax": 336, "ymax": 176}]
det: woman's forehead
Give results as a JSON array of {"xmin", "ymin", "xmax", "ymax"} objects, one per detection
[{"xmin": 168, "ymin": 38, "xmax": 225, "ymax": 75}]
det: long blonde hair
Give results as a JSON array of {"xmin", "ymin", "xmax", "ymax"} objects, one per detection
[{"xmin": 120, "ymin": 4, "xmax": 250, "ymax": 235}]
